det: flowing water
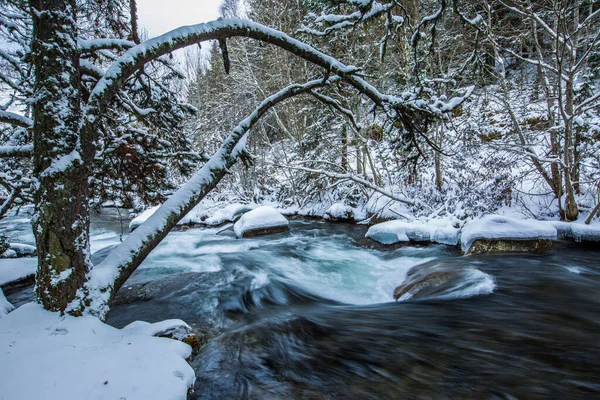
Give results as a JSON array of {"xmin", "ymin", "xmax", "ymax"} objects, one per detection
[{"xmin": 3, "ymin": 209, "xmax": 600, "ymax": 399}]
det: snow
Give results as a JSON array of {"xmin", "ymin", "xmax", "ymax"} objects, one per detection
[
  {"xmin": 233, "ymin": 206, "xmax": 289, "ymax": 238},
  {"xmin": 0, "ymin": 257, "xmax": 37, "ymax": 286},
  {"xmin": 40, "ymin": 149, "xmax": 82, "ymax": 177},
  {"xmin": 129, "ymin": 205, "xmax": 160, "ymax": 231},
  {"xmin": 539, "ymin": 221, "xmax": 600, "ymax": 242},
  {"xmin": 130, "ymin": 203, "xmax": 255, "ymax": 230},
  {"xmin": 460, "ymin": 215, "xmax": 557, "ymax": 252},
  {"xmin": 0, "ymin": 303, "xmax": 194, "ymax": 400},
  {"xmin": 0, "ymin": 288, "xmax": 14, "ymax": 317},
  {"xmin": 571, "ymin": 223, "xmax": 600, "ymax": 242},
  {"xmin": 0, "ymin": 144, "xmax": 33, "ymax": 157},
  {"xmin": 180, "ymin": 202, "xmax": 254, "ymax": 226},
  {"xmin": 366, "ymin": 220, "xmax": 460, "ymax": 245},
  {"xmin": 8, "ymin": 242, "xmax": 36, "ymax": 256},
  {"xmin": 325, "ymin": 203, "xmax": 367, "ymax": 221},
  {"xmin": 1, "ymin": 249, "xmax": 17, "ymax": 258}
]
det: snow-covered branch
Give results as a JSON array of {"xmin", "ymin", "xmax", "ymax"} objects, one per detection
[
  {"xmin": 78, "ymin": 38, "xmax": 135, "ymax": 54},
  {"xmin": 0, "ymin": 144, "xmax": 33, "ymax": 158},
  {"xmin": 81, "ymin": 17, "xmax": 461, "ymax": 165},
  {"xmin": 0, "ymin": 110, "xmax": 33, "ymax": 129},
  {"xmin": 299, "ymin": 1, "xmax": 395, "ymax": 37}
]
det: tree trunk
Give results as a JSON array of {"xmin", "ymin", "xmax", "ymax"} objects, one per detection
[
  {"xmin": 563, "ymin": 78, "xmax": 579, "ymax": 221},
  {"xmin": 31, "ymin": 0, "xmax": 91, "ymax": 312},
  {"xmin": 356, "ymin": 143, "xmax": 363, "ymax": 175},
  {"xmin": 571, "ymin": 5, "xmax": 581, "ymax": 194},
  {"xmin": 434, "ymin": 123, "xmax": 443, "ymax": 191},
  {"xmin": 340, "ymin": 125, "xmax": 348, "ymax": 171}
]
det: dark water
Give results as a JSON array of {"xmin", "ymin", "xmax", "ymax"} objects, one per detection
[
  {"xmin": 4, "ymin": 213, "xmax": 600, "ymax": 399},
  {"xmin": 100, "ymin": 222, "xmax": 600, "ymax": 400}
]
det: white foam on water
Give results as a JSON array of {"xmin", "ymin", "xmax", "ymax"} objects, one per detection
[
  {"xmin": 435, "ymin": 269, "xmax": 496, "ymax": 300},
  {"xmin": 89, "ymin": 229, "xmax": 123, "ymax": 253},
  {"xmin": 564, "ymin": 265, "xmax": 583, "ymax": 274},
  {"xmin": 256, "ymin": 238, "xmax": 436, "ymax": 305},
  {"xmin": 250, "ymin": 270, "xmax": 270, "ymax": 291}
]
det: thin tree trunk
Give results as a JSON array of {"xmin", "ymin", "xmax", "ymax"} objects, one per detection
[
  {"xmin": 434, "ymin": 123, "xmax": 443, "ymax": 191},
  {"xmin": 129, "ymin": 0, "xmax": 141, "ymax": 44},
  {"xmin": 356, "ymin": 142, "xmax": 363, "ymax": 175},
  {"xmin": 571, "ymin": 5, "xmax": 581, "ymax": 194},
  {"xmin": 563, "ymin": 77, "xmax": 579, "ymax": 221},
  {"xmin": 341, "ymin": 125, "xmax": 348, "ymax": 171}
]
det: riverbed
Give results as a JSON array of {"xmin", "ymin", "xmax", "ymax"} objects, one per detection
[{"xmin": 4, "ymin": 209, "xmax": 600, "ymax": 399}]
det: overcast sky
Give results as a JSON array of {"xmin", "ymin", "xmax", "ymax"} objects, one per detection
[{"xmin": 137, "ymin": 0, "xmax": 222, "ymax": 38}]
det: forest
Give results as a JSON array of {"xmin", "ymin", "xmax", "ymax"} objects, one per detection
[{"xmin": 0, "ymin": 0, "xmax": 599, "ymax": 399}]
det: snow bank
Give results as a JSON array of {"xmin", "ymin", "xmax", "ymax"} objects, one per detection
[
  {"xmin": 544, "ymin": 221, "xmax": 600, "ymax": 242},
  {"xmin": 9, "ymin": 243, "xmax": 36, "ymax": 256},
  {"xmin": 0, "ymin": 257, "xmax": 37, "ymax": 286},
  {"xmin": 460, "ymin": 215, "xmax": 557, "ymax": 252},
  {"xmin": 366, "ymin": 220, "xmax": 460, "ymax": 245},
  {"xmin": 0, "ymin": 288, "xmax": 14, "ymax": 317},
  {"xmin": 572, "ymin": 223, "xmax": 600, "ymax": 242},
  {"xmin": 234, "ymin": 206, "xmax": 289, "ymax": 238},
  {"xmin": 544, "ymin": 221, "xmax": 574, "ymax": 240},
  {"xmin": 0, "ymin": 303, "xmax": 194, "ymax": 400}
]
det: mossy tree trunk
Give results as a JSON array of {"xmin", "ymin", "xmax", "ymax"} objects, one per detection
[{"xmin": 31, "ymin": 0, "xmax": 91, "ymax": 312}]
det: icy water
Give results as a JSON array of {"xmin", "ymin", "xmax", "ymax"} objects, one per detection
[{"xmin": 4, "ymin": 209, "xmax": 600, "ymax": 399}]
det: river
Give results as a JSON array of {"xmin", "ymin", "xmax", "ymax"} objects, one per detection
[{"xmin": 4, "ymin": 209, "xmax": 600, "ymax": 399}]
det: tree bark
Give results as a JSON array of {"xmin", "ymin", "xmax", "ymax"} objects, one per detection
[
  {"xmin": 563, "ymin": 77, "xmax": 579, "ymax": 221},
  {"xmin": 30, "ymin": 0, "xmax": 91, "ymax": 312},
  {"xmin": 340, "ymin": 125, "xmax": 348, "ymax": 171}
]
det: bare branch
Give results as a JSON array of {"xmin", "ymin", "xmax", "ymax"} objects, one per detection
[
  {"xmin": 218, "ymin": 38, "xmax": 230, "ymax": 74},
  {"xmin": 276, "ymin": 163, "xmax": 416, "ymax": 206}
]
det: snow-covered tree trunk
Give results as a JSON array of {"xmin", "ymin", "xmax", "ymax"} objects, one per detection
[{"xmin": 31, "ymin": 0, "xmax": 92, "ymax": 312}]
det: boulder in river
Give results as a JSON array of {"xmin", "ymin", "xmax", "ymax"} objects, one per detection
[
  {"xmin": 393, "ymin": 261, "xmax": 495, "ymax": 301},
  {"xmin": 468, "ymin": 238, "xmax": 552, "ymax": 254},
  {"xmin": 324, "ymin": 203, "xmax": 365, "ymax": 223},
  {"xmin": 460, "ymin": 215, "xmax": 556, "ymax": 254},
  {"xmin": 366, "ymin": 220, "xmax": 460, "ymax": 246},
  {"xmin": 233, "ymin": 206, "xmax": 289, "ymax": 238}
]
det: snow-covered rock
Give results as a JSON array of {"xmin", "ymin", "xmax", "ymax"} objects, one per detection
[
  {"xmin": 0, "ymin": 257, "xmax": 37, "ymax": 286},
  {"xmin": 129, "ymin": 205, "xmax": 160, "ymax": 231},
  {"xmin": 129, "ymin": 203, "xmax": 256, "ymax": 231},
  {"xmin": 460, "ymin": 215, "xmax": 557, "ymax": 253},
  {"xmin": 9, "ymin": 243, "xmax": 36, "ymax": 257},
  {"xmin": 184, "ymin": 202, "xmax": 253, "ymax": 226},
  {"xmin": 1, "ymin": 248, "xmax": 17, "ymax": 258},
  {"xmin": 366, "ymin": 220, "xmax": 460, "ymax": 246},
  {"xmin": 393, "ymin": 261, "xmax": 495, "ymax": 301},
  {"xmin": 0, "ymin": 303, "xmax": 195, "ymax": 400},
  {"xmin": 234, "ymin": 206, "xmax": 289, "ymax": 238},
  {"xmin": 0, "ymin": 288, "xmax": 14, "ymax": 317},
  {"xmin": 324, "ymin": 203, "xmax": 367, "ymax": 222}
]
